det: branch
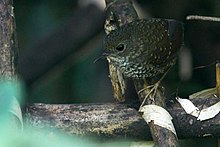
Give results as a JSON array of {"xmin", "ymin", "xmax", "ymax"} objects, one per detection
[
  {"xmin": 216, "ymin": 63, "xmax": 220, "ymax": 97},
  {"xmin": 0, "ymin": 0, "xmax": 23, "ymax": 132},
  {"xmin": 186, "ymin": 15, "xmax": 220, "ymax": 22},
  {"xmin": 0, "ymin": 0, "xmax": 18, "ymax": 79},
  {"xmin": 25, "ymin": 96, "xmax": 219, "ymax": 140}
]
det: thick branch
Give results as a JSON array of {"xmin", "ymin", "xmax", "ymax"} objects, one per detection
[
  {"xmin": 0, "ymin": 0, "xmax": 18, "ymax": 79},
  {"xmin": 216, "ymin": 63, "xmax": 220, "ymax": 97},
  {"xmin": 25, "ymin": 96, "xmax": 220, "ymax": 140}
]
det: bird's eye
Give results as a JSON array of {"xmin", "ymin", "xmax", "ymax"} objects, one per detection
[{"xmin": 115, "ymin": 43, "xmax": 125, "ymax": 52}]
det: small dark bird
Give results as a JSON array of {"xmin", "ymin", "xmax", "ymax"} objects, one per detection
[{"xmin": 103, "ymin": 18, "xmax": 184, "ymax": 81}]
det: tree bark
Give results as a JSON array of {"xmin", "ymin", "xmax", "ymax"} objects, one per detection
[
  {"xmin": 25, "ymin": 96, "xmax": 220, "ymax": 140},
  {"xmin": 0, "ymin": 0, "xmax": 17, "ymax": 79}
]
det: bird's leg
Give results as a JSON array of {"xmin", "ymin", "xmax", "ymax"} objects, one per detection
[{"xmin": 138, "ymin": 68, "xmax": 172, "ymax": 110}]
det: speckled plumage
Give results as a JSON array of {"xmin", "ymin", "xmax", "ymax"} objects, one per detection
[{"xmin": 104, "ymin": 18, "xmax": 183, "ymax": 79}]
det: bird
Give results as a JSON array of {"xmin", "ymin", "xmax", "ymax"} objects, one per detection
[{"xmin": 103, "ymin": 18, "xmax": 184, "ymax": 104}]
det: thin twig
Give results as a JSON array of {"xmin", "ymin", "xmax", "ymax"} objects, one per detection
[
  {"xmin": 186, "ymin": 15, "xmax": 220, "ymax": 22},
  {"xmin": 216, "ymin": 63, "xmax": 220, "ymax": 97},
  {"xmin": 192, "ymin": 62, "xmax": 216, "ymax": 70}
]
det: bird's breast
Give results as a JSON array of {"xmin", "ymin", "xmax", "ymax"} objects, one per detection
[{"xmin": 108, "ymin": 56, "xmax": 159, "ymax": 79}]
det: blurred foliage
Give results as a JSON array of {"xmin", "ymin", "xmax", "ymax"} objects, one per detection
[{"xmin": 0, "ymin": 79, "xmax": 23, "ymax": 128}]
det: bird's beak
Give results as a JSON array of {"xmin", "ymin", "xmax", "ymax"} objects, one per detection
[{"xmin": 93, "ymin": 52, "xmax": 109, "ymax": 63}]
